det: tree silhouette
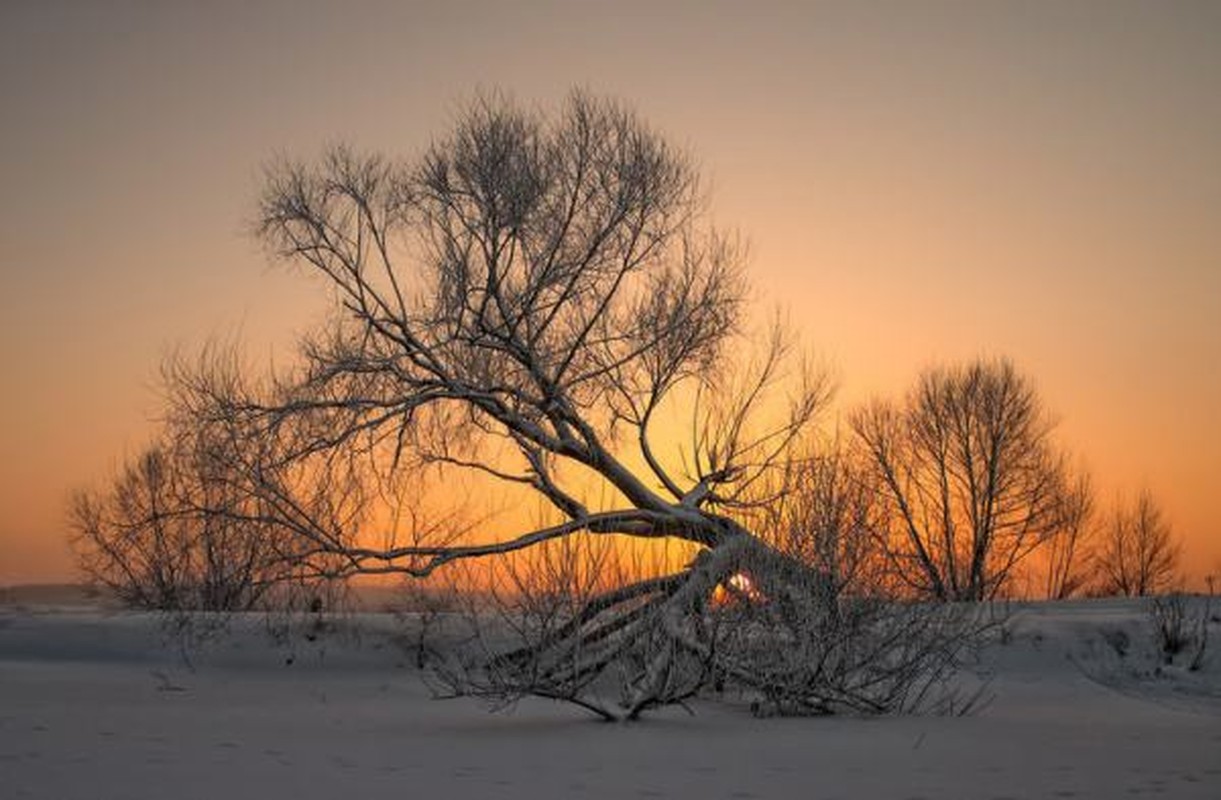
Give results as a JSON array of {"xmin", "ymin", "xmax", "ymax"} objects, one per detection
[
  {"xmin": 1098, "ymin": 489, "xmax": 1180, "ymax": 597},
  {"xmin": 1043, "ymin": 471, "xmax": 1096, "ymax": 600},
  {"xmin": 83, "ymin": 91, "xmax": 979, "ymax": 718},
  {"xmin": 852, "ymin": 359, "xmax": 1067, "ymax": 601},
  {"xmin": 69, "ymin": 418, "xmax": 332, "ymax": 612}
]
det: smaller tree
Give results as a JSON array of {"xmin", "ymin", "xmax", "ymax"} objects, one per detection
[
  {"xmin": 70, "ymin": 442, "xmax": 266, "ymax": 611},
  {"xmin": 1043, "ymin": 471, "xmax": 1096, "ymax": 600},
  {"xmin": 851, "ymin": 358, "xmax": 1067, "ymax": 601},
  {"xmin": 69, "ymin": 393, "xmax": 341, "ymax": 612},
  {"xmin": 1097, "ymin": 489, "xmax": 1180, "ymax": 597}
]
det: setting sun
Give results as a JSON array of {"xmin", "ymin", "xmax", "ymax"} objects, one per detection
[{"xmin": 713, "ymin": 571, "xmax": 764, "ymax": 606}]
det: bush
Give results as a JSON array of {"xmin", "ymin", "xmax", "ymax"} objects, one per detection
[{"xmin": 1147, "ymin": 592, "xmax": 1209, "ymax": 670}]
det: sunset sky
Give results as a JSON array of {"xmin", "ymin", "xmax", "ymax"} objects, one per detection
[{"xmin": 2, "ymin": 0, "xmax": 1218, "ymax": 587}]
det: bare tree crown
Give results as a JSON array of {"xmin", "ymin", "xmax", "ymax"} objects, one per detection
[
  {"xmin": 1099, "ymin": 489, "xmax": 1181, "ymax": 597},
  {"xmin": 852, "ymin": 359, "xmax": 1066, "ymax": 601},
  {"xmin": 150, "ymin": 90, "xmax": 827, "ymax": 592}
]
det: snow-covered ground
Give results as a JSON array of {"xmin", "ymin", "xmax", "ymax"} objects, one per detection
[{"xmin": 2, "ymin": 596, "xmax": 1218, "ymax": 799}]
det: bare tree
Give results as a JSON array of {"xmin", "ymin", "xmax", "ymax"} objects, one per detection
[
  {"xmin": 72, "ymin": 445, "xmax": 200, "ymax": 610},
  {"xmin": 851, "ymin": 359, "xmax": 1067, "ymax": 601},
  {"xmin": 1043, "ymin": 470, "xmax": 1096, "ymax": 600},
  {"xmin": 157, "ymin": 90, "xmax": 978, "ymax": 718},
  {"xmin": 69, "ymin": 423, "xmax": 322, "ymax": 612},
  {"xmin": 1098, "ymin": 489, "xmax": 1180, "ymax": 597}
]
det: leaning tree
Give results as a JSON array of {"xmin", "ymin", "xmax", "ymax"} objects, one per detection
[{"xmin": 170, "ymin": 91, "xmax": 976, "ymax": 719}]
